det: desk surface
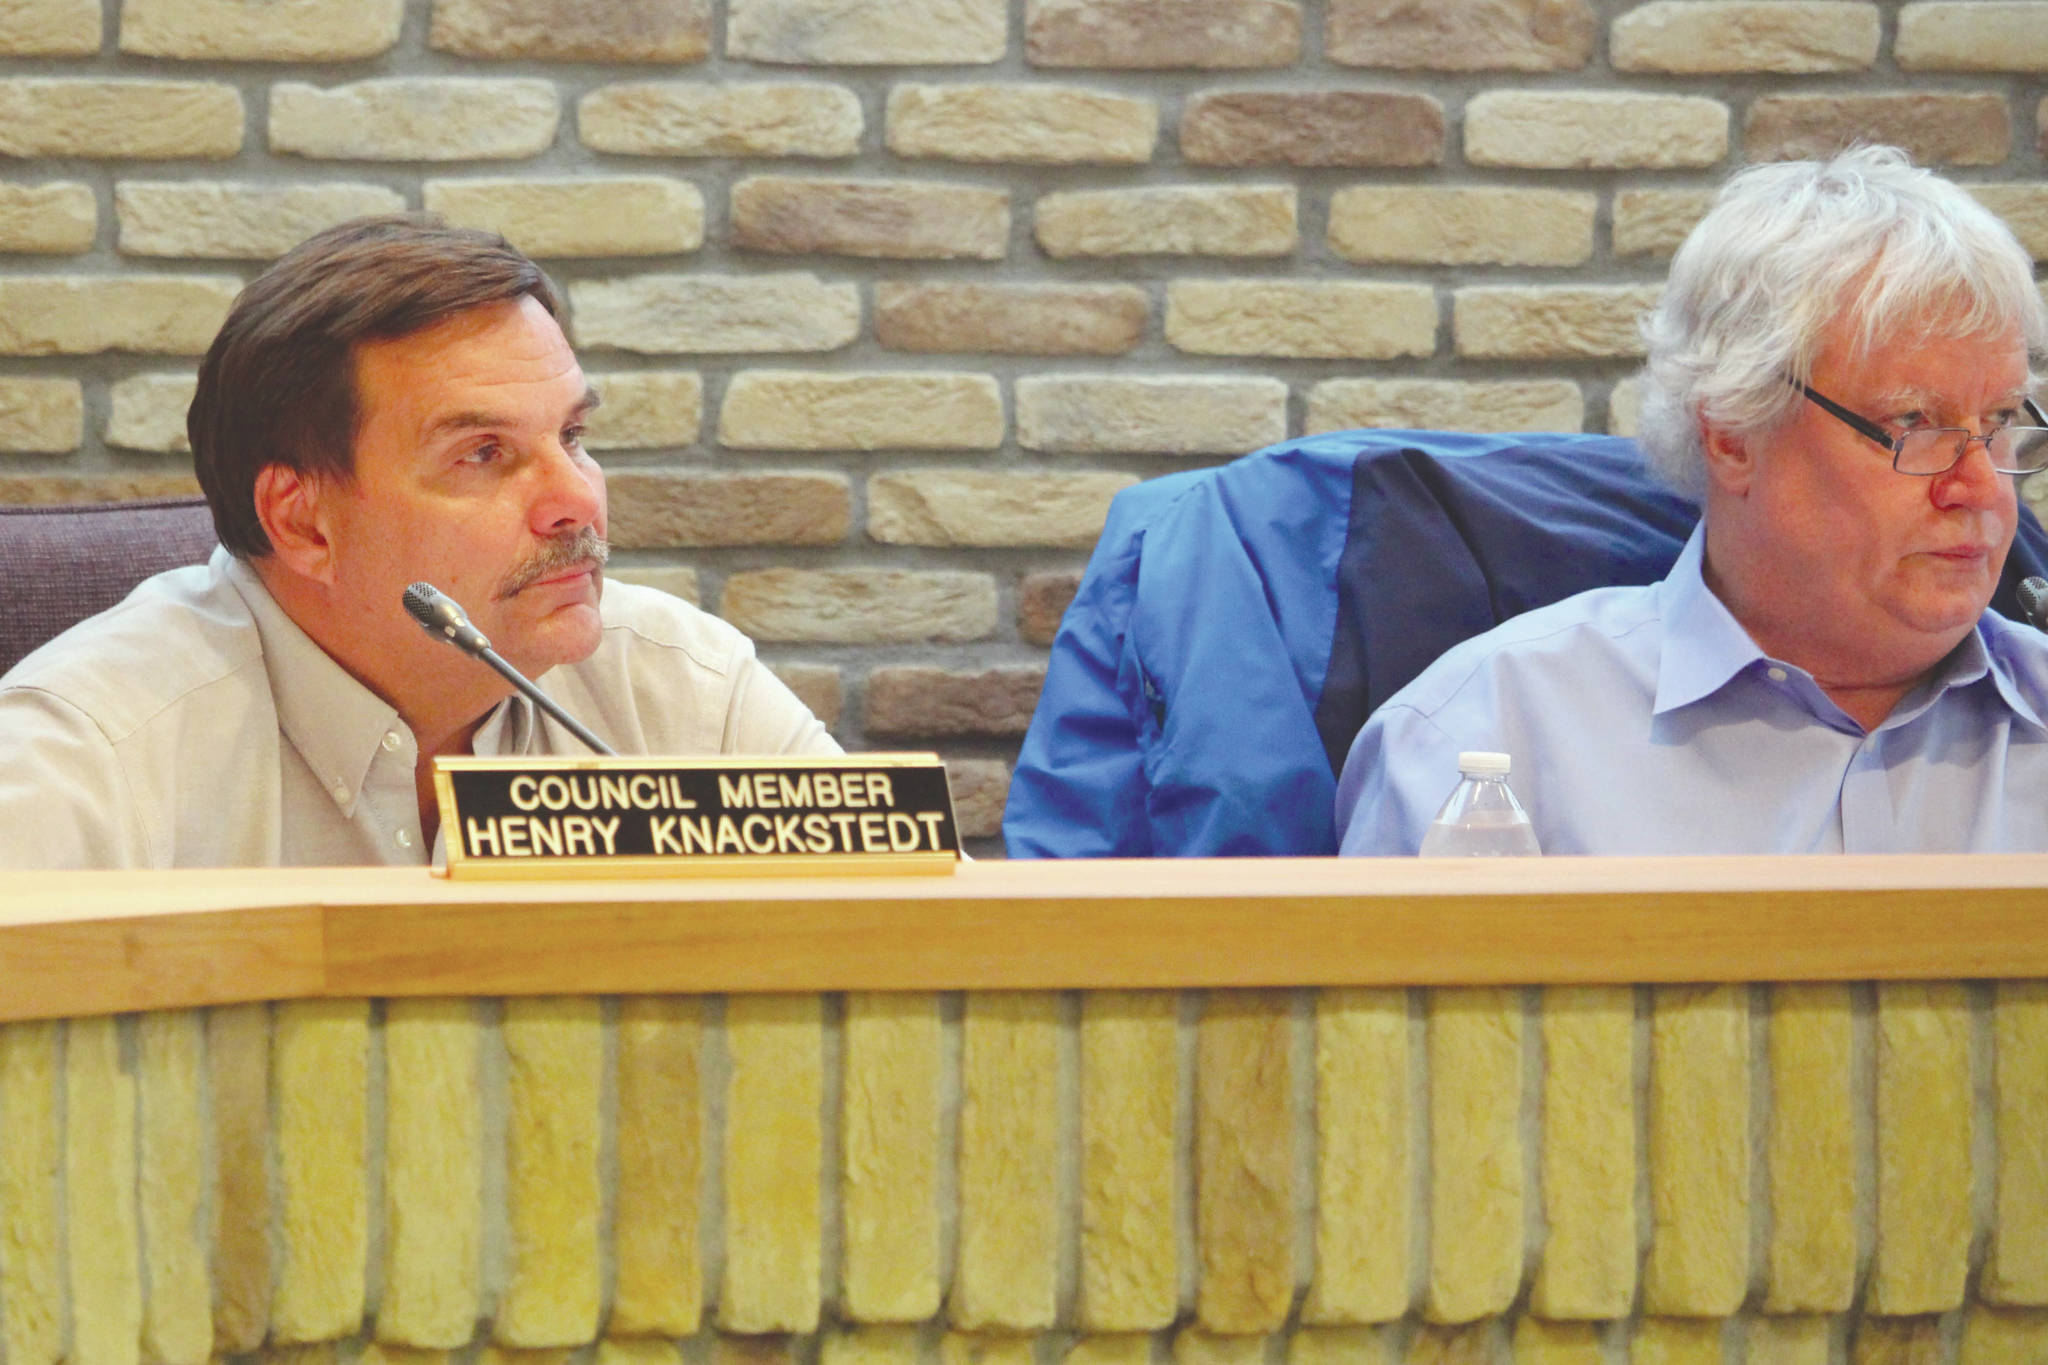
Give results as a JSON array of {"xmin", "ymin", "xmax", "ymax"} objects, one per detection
[{"xmin": 3, "ymin": 855, "xmax": 2046, "ymax": 1021}]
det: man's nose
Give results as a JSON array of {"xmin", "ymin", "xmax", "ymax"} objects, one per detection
[
  {"xmin": 1931, "ymin": 434, "xmax": 2005, "ymax": 508},
  {"xmin": 530, "ymin": 441, "xmax": 603, "ymax": 533}
]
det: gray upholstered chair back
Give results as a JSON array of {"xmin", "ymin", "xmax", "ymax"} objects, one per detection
[{"xmin": 0, "ymin": 496, "xmax": 219, "ymax": 677}]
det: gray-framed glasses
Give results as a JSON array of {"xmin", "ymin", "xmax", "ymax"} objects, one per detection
[{"xmin": 1792, "ymin": 378, "xmax": 2048, "ymax": 476}]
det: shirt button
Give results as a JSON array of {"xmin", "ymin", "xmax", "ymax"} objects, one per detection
[
  {"xmin": 381, "ymin": 731, "xmax": 403, "ymax": 753},
  {"xmin": 395, "ymin": 829, "xmax": 415, "ymax": 849},
  {"xmin": 1767, "ymin": 667, "xmax": 1788, "ymax": 683},
  {"xmin": 331, "ymin": 780, "xmax": 349, "ymax": 804}
]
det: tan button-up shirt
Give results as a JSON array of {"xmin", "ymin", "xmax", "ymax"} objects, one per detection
[{"xmin": 0, "ymin": 549, "xmax": 837, "ymax": 868}]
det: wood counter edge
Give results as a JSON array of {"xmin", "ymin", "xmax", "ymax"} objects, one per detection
[{"xmin": 3, "ymin": 856, "xmax": 2046, "ymax": 1021}]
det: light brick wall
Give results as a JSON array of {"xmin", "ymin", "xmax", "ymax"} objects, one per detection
[
  {"xmin": 5, "ymin": 0, "xmax": 2048, "ymax": 851},
  {"xmin": 3, "ymin": 982, "xmax": 2045, "ymax": 1358}
]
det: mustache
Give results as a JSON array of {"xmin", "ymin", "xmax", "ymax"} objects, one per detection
[{"xmin": 495, "ymin": 527, "xmax": 610, "ymax": 599}]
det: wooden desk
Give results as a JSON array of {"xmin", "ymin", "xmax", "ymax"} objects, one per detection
[
  {"xmin": 0, "ymin": 859, "xmax": 2042, "ymax": 1360},
  {"xmin": 6, "ymin": 855, "xmax": 2048, "ymax": 1020}
]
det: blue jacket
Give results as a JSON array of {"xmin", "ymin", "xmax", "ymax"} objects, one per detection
[{"xmin": 1004, "ymin": 429, "xmax": 2048, "ymax": 858}]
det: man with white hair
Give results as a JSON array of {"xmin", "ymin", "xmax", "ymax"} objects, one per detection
[{"xmin": 1337, "ymin": 146, "xmax": 2048, "ymax": 854}]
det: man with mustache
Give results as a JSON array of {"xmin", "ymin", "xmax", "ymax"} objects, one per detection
[
  {"xmin": 1340, "ymin": 147, "xmax": 2048, "ymax": 854},
  {"xmin": 0, "ymin": 216, "xmax": 835, "ymax": 867}
]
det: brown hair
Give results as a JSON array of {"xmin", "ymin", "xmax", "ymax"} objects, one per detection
[{"xmin": 188, "ymin": 214, "xmax": 563, "ymax": 558}]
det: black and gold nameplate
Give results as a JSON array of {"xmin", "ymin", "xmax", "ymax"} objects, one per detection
[{"xmin": 434, "ymin": 753, "xmax": 960, "ymax": 879}]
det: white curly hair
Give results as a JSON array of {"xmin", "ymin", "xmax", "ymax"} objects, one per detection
[{"xmin": 1636, "ymin": 145, "xmax": 2048, "ymax": 499}]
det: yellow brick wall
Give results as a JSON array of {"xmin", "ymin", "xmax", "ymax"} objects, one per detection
[
  {"xmin": 3, "ymin": 983, "xmax": 2045, "ymax": 1360},
  {"xmin": 10, "ymin": 0, "xmax": 2048, "ymax": 854}
]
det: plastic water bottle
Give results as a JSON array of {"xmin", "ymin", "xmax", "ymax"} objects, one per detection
[{"xmin": 1417, "ymin": 751, "xmax": 1541, "ymax": 856}]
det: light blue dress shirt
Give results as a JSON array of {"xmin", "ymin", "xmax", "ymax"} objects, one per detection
[{"xmin": 1336, "ymin": 526, "xmax": 2048, "ymax": 855}]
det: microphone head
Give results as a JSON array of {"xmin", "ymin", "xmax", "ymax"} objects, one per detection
[
  {"xmin": 402, "ymin": 580, "xmax": 448, "ymax": 626},
  {"xmin": 402, "ymin": 581, "xmax": 491, "ymax": 654},
  {"xmin": 2020, "ymin": 575, "xmax": 2048, "ymax": 627}
]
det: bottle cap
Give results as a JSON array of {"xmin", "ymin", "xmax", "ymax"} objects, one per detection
[{"xmin": 1456, "ymin": 750, "xmax": 1511, "ymax": 777}]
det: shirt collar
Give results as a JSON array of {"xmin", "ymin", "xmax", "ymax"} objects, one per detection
[
  {"xmin": 1652, "ymin": 525, "xmax": 1766, "ymax": 715},
  {"xmin": 222, "ymin": 550, "xmax": 408, "ymax": 812},
  {"xmin": 473, "ymin": 690, "xmax": 538, "ymax": 756},
  {"xmin": 1651, "ymin": 523, "xmax": 2048, "ymax": 735},
  {"xmin": 223, "ymin": 551, "xmax": 546, "ymax": 802},
  {"xmin": 1975, "ymin": 611, "xmax": 2048, "ymax": 734}
]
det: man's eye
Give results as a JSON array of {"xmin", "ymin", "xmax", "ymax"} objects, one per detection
[
  {"xmin": 1987, "ymin": 407, "xmax": 2023, "ymax": 430},
  {"xmin": 461, "ymin": 441, "xmax": 502, "ymax": 465},
  {"xmin": 1889, "ymin": 410, "xmax": 1930, "ymax": 432},
  {"xmin": 562, "ymin": 425, "xmax": 587, "ymax": 448}
]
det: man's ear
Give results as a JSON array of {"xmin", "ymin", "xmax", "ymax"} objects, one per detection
[
  {"xmin": 1698, "ymin": 415, "xmax": 1755, "ymax": 497},
  {"xmin": 252, "ymin": 463, "xmax": 336, "ymax": 584}
]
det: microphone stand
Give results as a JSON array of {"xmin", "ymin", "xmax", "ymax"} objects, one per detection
[
  {"xmin": 465, "ymin": 642, "xmax": 617, "ymax": 757},
  {"xmin": 402, "ymin": 581, "xmax": 618, "ymax": 757}
]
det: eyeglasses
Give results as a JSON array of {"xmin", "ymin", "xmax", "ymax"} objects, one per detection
[{"xmin": 1792, "ymin": 378, "xmax": 2048, "ymax": 477}]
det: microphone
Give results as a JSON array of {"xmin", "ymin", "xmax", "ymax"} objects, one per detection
[
  {"xmin": 2021, "ymin": 576, "xmax": 2048, "ymax": 632},
  {"xmin": 401, "ymin": 582, "xmax": 617, "ymax": 756},
  {"xmin": 402, "ymin": 581, "xmax": 492, "ymax": 654}
]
